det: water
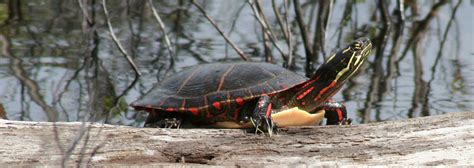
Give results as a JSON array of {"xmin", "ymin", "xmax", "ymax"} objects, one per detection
[{"xmin": 0, "ymin": 0, "xmax": 472, "ymax": 126}]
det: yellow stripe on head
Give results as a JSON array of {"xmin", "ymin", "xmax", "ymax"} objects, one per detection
[{"xmin": 334, "ymin": 52, "xmax": 356, "ymax": 82}]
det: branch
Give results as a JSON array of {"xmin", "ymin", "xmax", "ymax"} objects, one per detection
[
  {"xmin": 272, "ymin": 0, "xmax": 289, "ymax": 42},
  {"xmin": 249, "ymin": 0, "xmax": 288, "ymax": 62},
  {"xmin": 147, "ymin": 0, "xmax": 175, "ymax": 67},
  {"xmin": 101, "ymin": 0, "xmax": 141, "ymax": 76},
  {"xmin": 191, "ymin": 0, "xmax": 249, "ymax": 61},
  {"xmin": 292, "ymin": 0, "xmax": 313, "ymax": 55},
  {"xmin": 283, "ymin": 0, "xmax": 293, "ymax": 67},
  {"xmin": 293, "ymin": 0, "xmax": 315, "ymax": 76},
  {"xmin": 312, "ymin": 0, "xmax": 333, "ymax": 59},
  {"xmin": 397, "ymin": 0, "xmax": 448, "ymax": 63}
]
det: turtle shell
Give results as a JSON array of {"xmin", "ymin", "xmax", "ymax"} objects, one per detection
[{"xmin": 131, "ymin": 62, "xmax": 307, "ymax": 124}]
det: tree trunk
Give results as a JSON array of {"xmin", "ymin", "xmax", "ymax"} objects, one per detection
[{"xmin": 0, "ymin": 112, "xmax": 473, "ymax": 166}]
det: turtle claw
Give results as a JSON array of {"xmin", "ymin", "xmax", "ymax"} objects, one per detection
[
  {"xmin": 250, "ymin": 116, "xmax": 278, "ymax": 136},
  {"xmin": 150, "ymin": 118, "xmax": 182, "ymax": 128},
  {"xmin": 339, "ymin": 118, "xmax": 352, "ymax": 125},
  {"xmin": 250, "ymin": 95, "xmax": 278, "ymax": 136}
]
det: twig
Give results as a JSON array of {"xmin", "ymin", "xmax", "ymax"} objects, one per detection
[
  {"xmin": 383, "ymin": 0, "xmax": 405, "ymax": 89},
  {"xmin": 421, "ymin": 0, "xmax": 463, "ymax": 114},
  {"xmin": 191, "ymin": 0, "xmax": 249, "ymax": 61},
  {"xmin": 293, "ymin": 0, "xmax": 313, "ymax": 57},
  {"xmin": 225, "ymin": 2, "xmax": 247, "ymax": 58},
  {"xmin": 78, "ymin": 0, "xmax": 92, "ymax": 25},
  {"xmin": 270, "ymin": 0, "xmax": 294, "ymax": 66},
  {"xmin": 147, "ymin": 0, "xmax": 175, "ymax": 67},
  {"xmin": 333, "ymin": 1, "xmax": 352, "ymax": 48},
  {"xmin": 101, "ymin": 0, "xmax": 141, "ymax": 76},
  {"xmin": 105, "ymin": 76, "xmax": 140, "ymax": 123},
  {"xmin": 375, "ymin": 0, "xmax": 392, "ymax": 55},
  {"xmin": 262, "ymin": 27, "xmax": 273, "ymax": 62},
  {"xmin": 396, "ymin": 0, "xmax": 406, "ymax": 26},
  {"xmin": 293, "ymin": 0, "xmax": 315, "ymax": 76},
  {"xmin": 397, "ymin": 0, "xmax": 448, "ymax": 63},
  {"xmin": 255, "ymin": 0, "xmax": 272, "ymax": 61},
  {"xmin": 283, "ymin": 0, "xmax": 293, "ymax": 67},
  {"xmin": 249, "ymin": 0, "xmax": 287, "ymax": 62},
  {"xmin": 314, "ymin": 0, "xmax": 333, "ymax": 59},
  {"xmin": 272, "ymin": 0, "xmax": 289, "ymax": 43},
  {"xmin": 61, "ymin": 121, "xmax": 89, "ymax": 166}
]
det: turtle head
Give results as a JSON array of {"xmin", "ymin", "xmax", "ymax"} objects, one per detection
[
  {"xmin": 310, "ymin": 37, "xmax": 372, "ymax": 103},
  {"xmin": 290, "ymin": 38, "xmax": 372, "ymax": 112},
  {"xmin": 323, "ymin": 37, "xmax": 372, "ymax": 83}
]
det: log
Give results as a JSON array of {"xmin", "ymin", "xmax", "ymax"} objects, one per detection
[{"xmin": 0, "ymin": 112, "xmax": 473, "ymax": 166}]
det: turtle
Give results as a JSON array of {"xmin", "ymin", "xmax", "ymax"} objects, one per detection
[{"xmin": 131, "ymin": 37, "xmax": 372, "ymax": 134}]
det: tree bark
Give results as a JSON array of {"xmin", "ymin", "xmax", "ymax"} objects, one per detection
[{"xmin": 0, "ymin": 112, "xmax": 473, "ymax": 166}]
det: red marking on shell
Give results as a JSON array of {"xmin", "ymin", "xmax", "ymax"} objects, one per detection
[
  {"xmin": 301, "ymin": 101, "xmax": 305, "ymax": 106},
  {"xmin": 212, "ymin": 102, "xmax": 222, "ymax": 110},
  {"xmin": 296, "ymin": 86, "xmax": 315, "ymax": 100},
  {"xmin": 165, "ymin": 108, "xmax": 174, "ymax": 112},
  {"xmin": 189, "ymin": 107, "xmax": 199, "ymax": 116},
  {"xmin": 314, "ymin": 81, "xmax": 337, "ymax": 101},
  {"xmin": 235, "ymin": 97, "xmax": 245, "ymax": 106},
  {"xmin": 336, "ymin": 108, "xmax": 343, "ymax": 121}
]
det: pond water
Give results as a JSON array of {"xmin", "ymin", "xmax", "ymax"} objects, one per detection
[{"xmin": 0, "ymin": 0, "xmax": 472, "ymax": 126}]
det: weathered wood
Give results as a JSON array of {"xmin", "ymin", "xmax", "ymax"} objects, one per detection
[{"xmin": 0, "ymin": 112, "xmax": 473, "ymax": 166}]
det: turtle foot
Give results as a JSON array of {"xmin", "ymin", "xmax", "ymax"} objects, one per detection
[
  {"xmin": 251, "ymin": 95, "xmax": 278, "ymax": 136},
  {"xmin": 320, "ymin": 101, "xmax": 351, "ymax": 125},
  {"xmin": 339, "ymin": 118, "xmax": 352, "ymax": 125},
  {"xmin": 250, "ymin": 115, "xmax": 278, "ymax": 136},
  {"xmin": 146, "ymin": 118, "xmax": 182, "ymax": 128}
]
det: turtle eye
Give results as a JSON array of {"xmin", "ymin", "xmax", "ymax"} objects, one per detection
[{"xmin": 351, "ymin": 42, "xmax": 363, "ymax": 51}]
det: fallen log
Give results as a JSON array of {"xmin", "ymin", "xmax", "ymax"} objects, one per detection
[{"xmin": 0, "ymin": 112, "xmax": 473, "ymax": 166}]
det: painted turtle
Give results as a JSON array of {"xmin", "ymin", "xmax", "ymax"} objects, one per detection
[{"xmin": 132, "ymin": 38, "xmax": 372, "ymax": 134}]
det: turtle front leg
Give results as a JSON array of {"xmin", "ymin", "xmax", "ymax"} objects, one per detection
[
  {"xmin": 250, "ymin": 95, "xmax": 277, "ymax": 136},
  {"xmin": 145, "ymin": 117, "xmax": 183, "ymax": 128},
  {"xmin": 144, "ymin": 112, "xmax": 184, "ymax": 128},
  {"xmin": 319, "ymin": 101, "xmax": 352, "ymax": 125}
]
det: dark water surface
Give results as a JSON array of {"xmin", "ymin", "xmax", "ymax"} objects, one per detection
[{"xmin": 0, "ymin": 0, "xmax": 472, "ymax": 126}]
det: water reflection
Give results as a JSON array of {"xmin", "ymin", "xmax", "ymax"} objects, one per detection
[{"xmin": 0, "ymin": 0, "xmax": 472, "ymax": 126}]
